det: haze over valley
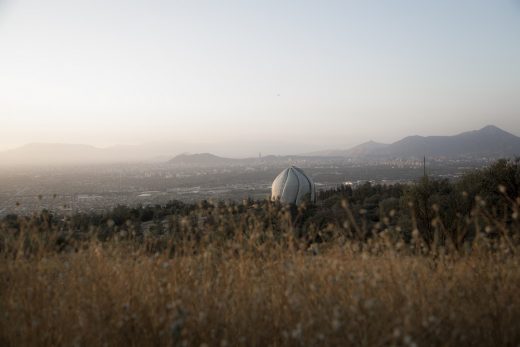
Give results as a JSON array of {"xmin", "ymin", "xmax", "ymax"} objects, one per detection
[
  {"xmin": 1, "ymin": 125, "xmax": 519, "ymax": 166},
  {"xmin": 1, "ymin": 124, "xmax": 518, "ymax": 217}
]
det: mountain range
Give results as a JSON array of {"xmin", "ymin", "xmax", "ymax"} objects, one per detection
[
  {"xmin": 1, "ymin": 125, "xmax": 519, "ymax": 166},
  {"xmin": 307, "ymin": 125, "xmax": 520, "ymax": 159}
]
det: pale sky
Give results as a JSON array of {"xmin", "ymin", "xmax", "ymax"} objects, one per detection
[{"xmin": 1, "ymin": 0, "xmax": 520, "ymax": 154}]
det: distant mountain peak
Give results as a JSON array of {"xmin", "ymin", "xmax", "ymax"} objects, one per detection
[
  {"xmin": 381, "ymin": 125, "xmax": 520, "ymax": 158},
  {"xmin": 478, "ymin": 125, "xmax": 506, "ymax": 134},
  {"xmin": 302, "ymin": 125, "xmax": 519, "ymax": 159}
]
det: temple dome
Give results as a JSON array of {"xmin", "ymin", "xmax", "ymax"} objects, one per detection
[{"xmin": 271, "ymin": 166, "xmax": 316, "ymax": 204}]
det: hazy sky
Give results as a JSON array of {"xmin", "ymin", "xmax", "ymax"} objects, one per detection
[{"xmin": 1, "ymin": 0, "xmax": 520, "ymax": 154}]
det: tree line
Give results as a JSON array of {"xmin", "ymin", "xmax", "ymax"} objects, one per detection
[{"xmin": 2, "ymin": 159, "xmax": 519, "ymax": 252}]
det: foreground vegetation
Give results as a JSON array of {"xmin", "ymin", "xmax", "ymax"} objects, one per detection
[{"xmin": 1, "ymin": 159, "xmax": 520, "ymax": 346}]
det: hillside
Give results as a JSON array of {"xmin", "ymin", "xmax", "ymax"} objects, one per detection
[
  {"xmin": 166, "ymin": 153, "xmax": 340, "ymax": 168},
  {"xmin": 313, "ymin": 125, "xmax": 520, "ymax": 159},
  {"xmin": 379, "ymin": 125, "xmax": 520, "ymax": 158},
  {"xmin": 2, "ymin": 159, "xmax": 520, "ymax": 346},
  {"xmin": 304, "ymin": 141, "xmax": 388, "ymax": 157},
  {"xmin": 168, "ymin": 153, "xmax": 238, "ymax": 166}
]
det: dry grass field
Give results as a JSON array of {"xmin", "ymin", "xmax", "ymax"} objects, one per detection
[{"xmin": 1, "ymin": 198, "xmax": 520, "ymax": 346}]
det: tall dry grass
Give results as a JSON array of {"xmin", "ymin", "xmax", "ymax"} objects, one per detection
[{"xmin": 1, "ymin": 200, "xmax": 520, "ymax": 346}]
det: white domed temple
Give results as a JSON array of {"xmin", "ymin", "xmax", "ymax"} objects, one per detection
[{"xmin": 271, "ymin": 166, "xmax": 316, "ymax": 205}]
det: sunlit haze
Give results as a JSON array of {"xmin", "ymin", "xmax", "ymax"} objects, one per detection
[{"xmin": 1, "ymin": 0, "xmax": 520, "ymax": 156}]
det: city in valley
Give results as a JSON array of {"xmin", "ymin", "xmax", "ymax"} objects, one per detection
[{"xmin": 0, "ymin": 156, "xmax": 488, "ymax": 217}]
